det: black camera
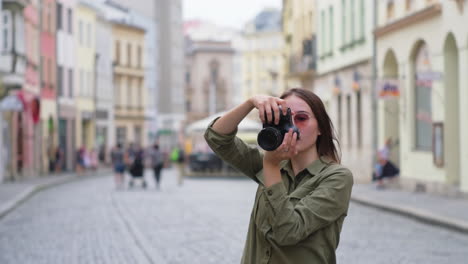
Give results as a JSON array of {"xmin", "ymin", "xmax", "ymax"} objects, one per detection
[{"xmin": 257, "ymin": 107, "xmax": 300, "ymax": 151}]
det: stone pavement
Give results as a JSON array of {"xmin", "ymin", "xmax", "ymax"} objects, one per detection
[
  {"xmin": 1, "ymin": 168, "xmax": 468, "ymax": 235},
  {"xmin": 0, "ymin": 169, "xmax": 110, "ymax": 220}
]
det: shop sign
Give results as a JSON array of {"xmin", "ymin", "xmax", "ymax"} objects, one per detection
[
  {"xmin": 0, "ymin": 95, "xmax": 23, "ymax": 112},
  {"xmin": 378, "ymin": 79, "xmax": 400, "ymax": 98}
]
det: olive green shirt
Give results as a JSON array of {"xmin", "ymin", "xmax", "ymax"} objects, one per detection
[{"xmin": 204, "ymin": 118, "xmax": 353, "ymax": 264}]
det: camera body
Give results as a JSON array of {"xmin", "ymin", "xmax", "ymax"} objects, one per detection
[{"xmin": 257, "ymin": 107, "xmax": 300, "ymax": 151}]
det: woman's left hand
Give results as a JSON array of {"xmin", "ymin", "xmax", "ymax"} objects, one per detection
[{"xmin": 263, "ymin": 129, "xmax": 299, "ymax": 166}]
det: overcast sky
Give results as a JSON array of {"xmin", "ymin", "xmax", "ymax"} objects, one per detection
[{"xmin": 182, "ymin": 0, "xmax": 282, "ymax": 29}]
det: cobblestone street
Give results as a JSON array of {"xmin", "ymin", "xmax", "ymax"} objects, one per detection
[{"xmin": 1, "ymin": 169, "xmax": 468, "ymax": 264}]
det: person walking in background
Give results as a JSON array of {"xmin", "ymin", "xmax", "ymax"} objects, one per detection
[
  {"xmin": 89, "ymin": 148, "xmax": 99, "ymax": 170},
  {"xmin": 373, "ymin": 138, "xmax": 400, "ymax": 189},
  {"xmin": 149, "ymin": 144, "xmax": 164, "ymax": 189},
  {"xmin": 76, "ymin": 146, "xmax": 86, "ymax": 174},
  {"xmin": 111, "ymin": 143, "xmax": 126, "ymax": 189},
  {"xmin": 54, "ymin": 147, "xmax": 63, "ymax": 173},
  {"xmin": 170, "ymin": 146, "xmax": 185, "ymax": 186},
  {"xmin": 204, "ymin": 88, "xmax": 353, "ymax": 263},
  {"xmin": 128, "ymin": 145, "xmax": 147, "ymax": 189}
]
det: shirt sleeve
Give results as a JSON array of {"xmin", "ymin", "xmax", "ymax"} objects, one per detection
[
  {"xmin": 204, "ymin": 117, "xmax": 264, "ymax": 181},
  {"xmin": 260, "ymin": 166, "xmax": 354, "ymax": 246}
]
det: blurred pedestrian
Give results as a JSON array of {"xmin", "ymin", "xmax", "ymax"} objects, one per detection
[
  {"xmin": 149, "ymin": 144, "xmax": 164, "ymax": 189},
  {"xmin": 54, "ymin": 147, "xmax": 64, "ymax": 173},
  {"xmin": 76, "ymin": 146, "xmax": 86, "ymax": 174},
  {"xmin": 372, "ymin": 138, "xmax": 399, "ymax": 188},
  {"xmin": 170, "ymin": 146, "xmax": 185, "ymax": 186},
  {"xmin": 204, "ymin": 88, "xmax": 353, "ymax": 263},
  {"xmin": 128, "ymin": 146, "xmax": 147, "ymax": 189},
  {"xmin": 111, "ymin": 143, "xmax": 126, "ymax": 189},
  {"xmin": 89, "ymin": 148, "xmax": 99, "ymax": 170}
]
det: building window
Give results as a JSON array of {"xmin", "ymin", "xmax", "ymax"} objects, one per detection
[
  {"xmin": 87, "ymin": 23, "xmax": 91, "ymax": 47},
  {"xmin": 79, "ymin": 20, "xmax": 83, "ymax": 45},
  {"xmin": 116, "ymin": 127, "xmax": 126, "ymax": 145},
  {"xmin": 115, "ymin": 41, "xmax": 120, "ymax": 64},
  {"xmin": 321, "ymin": 10, "xmax": 325, "ymax": 56},
  {"xmin": 57, "ymin": 66, "xmax": 63, "ymax": 96},
  {"xmin": 386, "ymin": 0, "xmax": 395, "ymax": 20},
  {"xmin": 137, "ymin": 46, "xmax": 142, "ymax": 68},
  {"xmin": 342, "ymin": 0, "xmax": 346, "ymax": 46},
  {"xmin": 88, "ymin": 71, "xmax": 92, "ymax": 97},
  {"xmin": 67, "ymin": 8, "xmax": 73, "ymax": 34},
  {"xmin": 127, "ymin": 43, "xmax": 132, "ymax": 67},
  {"xmin": 414, "ymin": 43, "xmax": 432, "ymax": 150},
  {"xmin": 405, "ymin": 0, "xmax": 413, "ymax": 11},
  {"xmin": 68, "ymin": 68, "xmax": 73, "ymax": 97},
  {"xmin": 350, "ymin": 0, "xmax": 355, "ymax": 42},
  {"xmin": 127, "ymin": 78, "xmax": 132, "ymax": 108},
  {"xmin": 356, "ymin": 90, "xmax": 362, "ymax": 147},
  {"xmin": 360, "ymin": 0, "xmax": 365, "ymax": 39},
  {"xmin": 80, "ymin": 69, "xmax": 84, "ymax": 96},
  {"xmin": 2, "ymin": 11, "xmax": 11, "ymax": 51},
  {"xmin": 337, "ymin": 94, "xmax": 342, "ymax": 140},
  {"xmin": 114, "ymin": 76, "xmax": 120, "ymax": 106},
  {"xmin": 185, "ymin": 72, "xmax": 191, "ymax": 84},
  {"xmin": 346, "ymin": 94, "xmax": 352, "ymax": 147},
  {"xmin": 134, "ymin": 126, "xmax": 142, "ymax": 146},
  {"xmin": 138, "ymin": 78, "xmax": 143, "ymax": 108},
  {"xmin": 329, "ymin": 7, "xmax": 334, "ymax": 54},
  {"xmin": 47, "ymin": 3, "xmax": 53, "ymax": 33},
  {"xmin": 48, "ymin": 59, "xmax": 52, "ymax": 87},
  {"xmin": 57, "ymin": 3, "xmax": 62, "ymax": 31}
]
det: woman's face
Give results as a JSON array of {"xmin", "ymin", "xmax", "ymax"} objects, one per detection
[{"xmin": 284, "ymin": 95, "xmax": 320, "ymax": 153}]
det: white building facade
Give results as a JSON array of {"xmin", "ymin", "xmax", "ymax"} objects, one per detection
[
  {"xmin": 56, "ymin": 0, "xmax": 76, "ymax": 171},
  {"xmin": 95, "ymin": 5, "xmax": 114, "ymax": 161},
  {"xmin": 315, "ymin": 0, "xmax": 375, "ymax": 182},
  {"xmin": 375, "ymin": 0, "xmax": 468, "ymax": 194}
]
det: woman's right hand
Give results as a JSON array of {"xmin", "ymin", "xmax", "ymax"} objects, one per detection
[{"xmin": 249, "ymin": 95, "xmax": 288, "ymax": 125}]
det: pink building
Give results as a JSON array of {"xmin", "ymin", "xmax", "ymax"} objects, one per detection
[
  {"xmin": 40, "ymin": 0, "xmax": 56, "ymax": 100},
  {"xmin": 19, "ymin": 1, "xmax": 41, "ymax": 178}
]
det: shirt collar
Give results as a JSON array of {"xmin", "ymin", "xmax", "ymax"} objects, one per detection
[{"xmin": 280, "ymin": 156, "xmax": 332, "ymax": 177}]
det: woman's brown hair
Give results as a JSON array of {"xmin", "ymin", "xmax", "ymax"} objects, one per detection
[{"xmin": 280, "ymin": 88, "xmax": 341, "ymax": 163}]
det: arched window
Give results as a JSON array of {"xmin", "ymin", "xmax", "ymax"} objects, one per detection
[{"xmin": 414, "ymin": 43, "xmax": 432, "ymax": 150}]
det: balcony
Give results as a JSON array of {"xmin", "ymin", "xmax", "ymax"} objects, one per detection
[{"xmin": 288, "ymin": 37, "xmax": 317, "ymax": 77}]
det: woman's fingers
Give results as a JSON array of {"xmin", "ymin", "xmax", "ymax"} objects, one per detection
[
  {"xmin": 254, "ymin": 96, "xmax": 286, "ymax": 124},
  {"xmin": 290, "ymin": 130, "xmax": 298, "ymax": 154},
  {"xmin": 264, "ymin": 103, "xmax": 273, "ymax": 124}
]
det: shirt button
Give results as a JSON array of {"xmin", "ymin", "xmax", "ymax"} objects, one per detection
[
  {"xmin": 266, "ymin": 250, "xmax": 270, "ymax": 256},
  {"xmin": 267, "ymin": 190, "xmax": 273, "ymax": 196}
]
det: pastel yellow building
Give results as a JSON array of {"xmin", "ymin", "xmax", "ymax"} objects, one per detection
[
  {"xmin": 242, "ymin": 8, "xmax": 285, "ymax": 100},
  {"xmin": 75, "ymin": 2, "xmax": 97, "ymax": 150},
  {"xmin": 111, "ymin": 21, "xmax": 146, "ymax": 147},
  {"xmin": 282, "ymin": 0, "xmax": 317, "ymax": 90}
]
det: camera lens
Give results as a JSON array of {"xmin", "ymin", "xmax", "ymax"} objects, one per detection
[{"xmin": 257, "ymin": 127, "xmax": 283, "ymax": 151}]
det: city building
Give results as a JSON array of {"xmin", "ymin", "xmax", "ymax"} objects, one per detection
[
  {"xmin": 155, "ymin": 0, "xmax": 184, "ymax": 152},
  {"xmin": 124, "ymin": 7, "xmax": 158, "ymax": 148},
  {"xmin": 110, "ymin": 12, "xmax": 146, "ymax": 147},
  {"xmin": 183, "ymin": 20, "xmax": 236, "ymax": 124},
  {"xmin": 39, "ymin": 0, "xmax": 58, "ymax": 173},
  {"xmin": 94, "ymin": 2, "xmax": 114, "ymax": 163},
  {"xmin": 0, "ymin": 0, "xmax": 31, "ymax": 180},
  {"xmin": 282, "ymin": 0, "xmax": 317, "ymax": 90},
  {"xmin": 314, "ymin": 0, "xmax": 375, "ymax": 183},
  {"xmin": 74, "ymin": 0, "xmax": 97, "ymax": 150},
  {"xmin": 242, "ymin": 8, "xmax": 286, "ymax": 100},
  {"xmin": 375, "ymin": 0, "xmax": 468, "ymax": 194},
  {"xmin": 56, "ymin": 0, "xmax": 76, "ymax": 171}
]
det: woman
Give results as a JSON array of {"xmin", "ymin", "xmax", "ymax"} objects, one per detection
[
  {"xmin": 111, "ymin": 143, "xmax": 126, "ymax": 189},
  {"xmin": 204, "ymin": 88, "xmax": 353, "ymax": 264}
]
